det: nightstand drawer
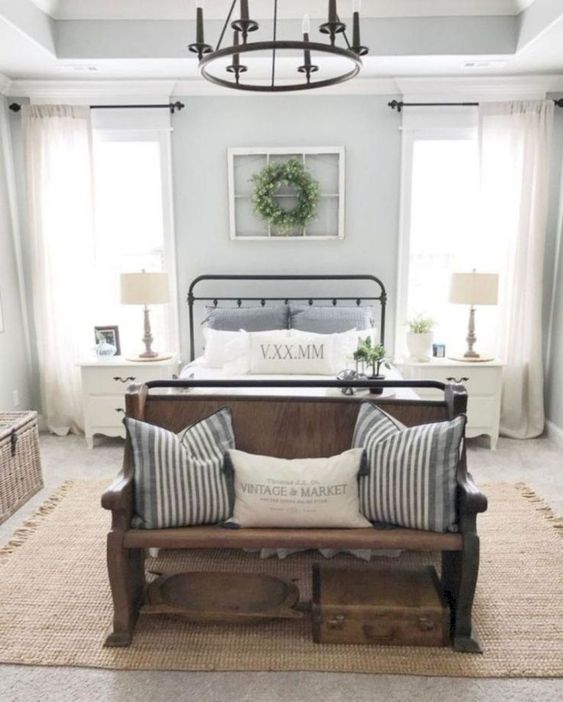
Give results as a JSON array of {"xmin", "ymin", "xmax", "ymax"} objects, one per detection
[
  {"xmin": 84, "ymin": 396, "xmax": 126, "ymax": 427},
  {"xmin": 82, "ymin": 365, "xmax": 173, "ymax": 395},
  {"xmin": 400, "ymin": 366, "xmax": 501, "ymax": 397},
  {"xmin": 467, "ymin": 396, "xmax": 496, "ymax": 427}
]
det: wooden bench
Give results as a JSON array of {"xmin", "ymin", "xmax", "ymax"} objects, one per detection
[{"xmin": 102, "ymin": 380, "xmax": 487, "ymax": 652}]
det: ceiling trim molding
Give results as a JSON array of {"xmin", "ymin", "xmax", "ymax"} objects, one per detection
[
  {"xmin": 0, "ymin": 74, "xmax": 12, "ymax": 95},
  {"xmin": 6, "ymin": 75, "xmax": 563, "ymax": 101},
  {"xmin": 396, "ymin": 75, "xmax": 563, "ymax": 101},
  {"xmin": 7, "ymin": 79, "xmax": 178, "ymax": 102}
]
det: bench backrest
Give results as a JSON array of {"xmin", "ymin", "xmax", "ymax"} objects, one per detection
[{"xmin": 126, "ymin": 390, "xmax": 459, "ymax": 459}]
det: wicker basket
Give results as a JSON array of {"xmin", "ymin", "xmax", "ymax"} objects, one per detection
[{"xmin": 0, "ymin": 412, "xmax": 44, "ymax": 525}]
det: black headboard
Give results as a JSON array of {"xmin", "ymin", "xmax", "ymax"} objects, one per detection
[{"xmin": 187, "ymin": 274, "xmax": 387, "ymax": 362}]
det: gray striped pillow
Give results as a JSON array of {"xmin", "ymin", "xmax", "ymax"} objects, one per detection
[
  {"xmin": 352, "ymin": 403, "xmax": 465, "ymax": 533},
  {"xmin": 126, "ymin": 408, "xmax": 235, "ymax": 529}
]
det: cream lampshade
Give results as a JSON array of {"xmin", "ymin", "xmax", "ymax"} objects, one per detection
[
  {"xmin": 449, "ymin": 271, "xmax": 499, "ymax": 362},
  {"xmin": 120, "ymin": 271, "xmax": 171, "ymax": 361}
]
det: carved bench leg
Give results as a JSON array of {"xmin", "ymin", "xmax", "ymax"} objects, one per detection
[
  {"xmin": 441, "ymin": 535, "xmax": 482, "ymax": 654},
  {"xmin": 104, "ymin": 531, "xmax": 145, "ymax": 647}
]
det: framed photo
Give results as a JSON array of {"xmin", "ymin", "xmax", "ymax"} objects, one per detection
[
  {"xmin": 94, "ymin": 325, "xmax": 121, "ymax": 355},
  {"xmin": 228, "ymin": 146, "xmax": 345, "ymax": 240}
]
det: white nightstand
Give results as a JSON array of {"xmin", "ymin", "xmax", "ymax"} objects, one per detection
[
  {"xmin": 395, "ymin": 358, "xmax": 504, "ymax": 449},
  {"xmin": 79, "ymin": 356, "xmax": 181, "ymax": 448}
]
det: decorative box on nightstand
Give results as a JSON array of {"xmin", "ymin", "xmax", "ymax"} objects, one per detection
[
  {"xmin": 395, "ymin": 358, "xmax": 504, "ymax": 449},
  {"xmin": 79, "ymin": 356, "xmax": 180, "ymax": 448}
]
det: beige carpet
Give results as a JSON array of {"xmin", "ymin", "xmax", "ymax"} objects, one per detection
[{"xmin": 0, "ymin": 480, "xmax": 562, "ymax": 677}]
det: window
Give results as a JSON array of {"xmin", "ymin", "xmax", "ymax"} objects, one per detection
[
  {"xmin": 396, "ymin": 116, "xmax": 502, "ymax": 358},
  {"xmin": 91, "ymin": 127, "xmax": 177, "ymax": 357}
]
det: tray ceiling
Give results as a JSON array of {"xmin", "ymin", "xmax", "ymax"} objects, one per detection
[{"xmin": 30, "ymin": 1, "xmax": 536, "ymax": 21}]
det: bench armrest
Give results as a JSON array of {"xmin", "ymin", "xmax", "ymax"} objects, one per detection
[
  {"xmin": 457, "ymin": 472, "xmax": 488, "ymax": 515},
  {"xmin": 102, "ymin": 448, "xmax": 134, "ymax": 531}
]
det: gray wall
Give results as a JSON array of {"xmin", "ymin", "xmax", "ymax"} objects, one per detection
[
  {"xmin": 0, "ymin": 99, "xmax": 32, "ymax": 411},
  {"xmin": 171, "ymin": 95, "xmax": 402, "ymax": 359},
  {"xmin": 544, "ymin": 95, "xmax": 563, "ymax": 431}
]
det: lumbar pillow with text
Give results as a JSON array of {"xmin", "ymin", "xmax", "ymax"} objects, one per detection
[
  {"xmin": 224, "ymin": 328, "xmax": 359, "ymax": 375},
  {"xmin": 225, "ymin": 448, "xmax": 371, "ymax": 528},
  {"xmin": 125, "ymin": 408, "xmax": 235, "ymax": 529},
  {"xmin": 352, "ymin": 402, "xmax": 465, "ymax": 533},
  {"xmin": 249, "ymin": 329, "xmax": 336, "ymax": 374}
]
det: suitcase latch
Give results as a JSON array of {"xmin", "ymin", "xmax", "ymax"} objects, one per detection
[
  {"xmin": 418, "ymin": 617, "xmax": 436, "ymax": 631},
  {"xmin": 327, "ymin": 614, "xmax": 345, "ymax": 630}
]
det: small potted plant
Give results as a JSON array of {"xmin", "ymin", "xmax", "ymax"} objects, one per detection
[
  {"xmin": 406, "ymin": 315, "xmax": 435, "ymax": 362},
  {"xmin": 353, "ymin": 337, "xmax": 391, "ymax": 395}
]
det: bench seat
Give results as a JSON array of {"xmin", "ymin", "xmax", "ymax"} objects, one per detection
[{"xmin": 123, "ymin": 526, "xmax": 463, "ymax": 551}]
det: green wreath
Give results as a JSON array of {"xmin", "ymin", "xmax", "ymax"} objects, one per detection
[{"xmin": 251, "ymin": 159, "xmax": 320, "ymax": 234}]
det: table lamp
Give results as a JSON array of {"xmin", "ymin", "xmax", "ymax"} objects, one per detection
[
  {"xmin": 449, "ymin": 271, "xmax": 499, "ymax": 362},
  {"xmin": 120, "ymin": 271, "xmax": 171, "ymax": 361}
]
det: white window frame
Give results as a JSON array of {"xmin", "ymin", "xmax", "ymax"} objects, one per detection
[
  {"xmin": 91, "ymin": 126, "xmax": 180, "ymax": 355},
  {"xmin": 395, "ymin": 118, "xmax": 478, "ymax": 358}
]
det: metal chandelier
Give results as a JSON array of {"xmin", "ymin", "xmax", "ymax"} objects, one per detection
[{"xmin": 188, "ymin": 1, "xmax": 369, "ymax": 92}]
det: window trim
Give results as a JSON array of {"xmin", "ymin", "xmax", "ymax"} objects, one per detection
[
  {"xmin": 394, "ymin": 125, "xmax": 478, "ymax": 358},
  {"xmin": 91, "ymin": 127, "xmax": 179, "ymax": 355}
]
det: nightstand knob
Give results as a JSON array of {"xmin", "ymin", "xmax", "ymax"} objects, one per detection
[
  {"xmin": 446, "ymin": 376, "xmax": 469, "ymax": 383},
  {"xmin": 113, "ymin": 376, "xmax": 136, "ymax": 383},
  {"xmin": 115, "ymin": 408, "xmax": 125, "ymax": 415}
]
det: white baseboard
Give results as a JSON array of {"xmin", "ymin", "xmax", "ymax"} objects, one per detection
[{"xmin": 545, "ymin": 420, "xmax": 563, "ymax": 448}]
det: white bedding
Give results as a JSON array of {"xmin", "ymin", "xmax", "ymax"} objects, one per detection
[{"xmin": 178, "ymin": 357, "xmax": 418, "ymax": 400}]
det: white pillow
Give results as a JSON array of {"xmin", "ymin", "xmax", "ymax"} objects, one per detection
[
  {"xmin": 226, "ymin": 448, "xmax": 371, "ymax": 528},
  {"xmin": 202, "ymin": 327, "xmax": 242, "ymax": 368}
]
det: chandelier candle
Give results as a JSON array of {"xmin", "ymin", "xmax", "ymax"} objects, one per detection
[
  {"xmin": 241, "ymin": 0, "xmax": 249, "ymax": 22},
  {"xmin": 196, "ymin": 2, "xmax": 204, "ymax": 44},
  {"xmin": 320, "ymin": 0, "xmax": 346, "ymax": 44},
  {"xmin": 189, "ymin": 1, "xmax": 212, "ymax": 59},
  {"xmin": 329, "ymin": 0, "xmax": 337, "ymax": 24},
  {"xmin": 352, "ymin": 0, "xmax": 368, "ymax": 56},
  {"xmin": 298, "ymin": 15, "xmax": 319, "ymax": 82}
]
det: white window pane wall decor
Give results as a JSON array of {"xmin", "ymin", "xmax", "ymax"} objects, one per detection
[{"xmin": 228, "ymin": 147, "xmax": 345, "ymax": 240}]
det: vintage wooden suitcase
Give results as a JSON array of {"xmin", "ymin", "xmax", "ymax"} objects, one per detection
[
  {"xmin": 312, "ymin": 563, "xmax": 449, "ymax": 647},
  {"xmin": 0, "ymin": 412, "xmax": 44, "ymax": 525}
]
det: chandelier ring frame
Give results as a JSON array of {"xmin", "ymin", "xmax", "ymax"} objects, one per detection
[{"xmin": 199, "ymin": 40, "xmax": 363, "ymax": 93}]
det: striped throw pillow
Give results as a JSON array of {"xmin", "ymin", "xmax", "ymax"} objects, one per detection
[
  {"xmin": 352, "ymin": 403, "xmax": 465, "ymax": 533},
  {"xmin": 126, "ymin": 408, "xmax": 235, "ymax": 529}
]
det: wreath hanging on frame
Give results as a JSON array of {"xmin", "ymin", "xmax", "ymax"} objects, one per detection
[{"xmin": 251, "ymin": 158, "xmax": 320, "ymax": 234}]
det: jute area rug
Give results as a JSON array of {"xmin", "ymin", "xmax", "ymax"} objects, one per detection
[{"xmin": 0, "ymin": 480, "xmax": 562, "ymax": 677}]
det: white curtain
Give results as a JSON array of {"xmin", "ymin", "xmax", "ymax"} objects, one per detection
[
  {"xmin": 479, "ymin": 100, "xmax": 554, "ymax": 439},
  {"xmin": 24, "ymin": 105, "xmax": 95, "ymax": 435}
]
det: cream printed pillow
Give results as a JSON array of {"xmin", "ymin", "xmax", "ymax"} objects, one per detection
[{"xmin": 225, "ymin": 448, "xmax": 371, "ymax": 528}]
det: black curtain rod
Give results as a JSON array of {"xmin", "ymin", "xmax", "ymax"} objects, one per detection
[
  {"xmin": 389, "ymin": 99, "xmax": 563, "ymax": 112},
  {"xmin": 8, "ymin": 101, "xmax": 185, "ymax": 114}
]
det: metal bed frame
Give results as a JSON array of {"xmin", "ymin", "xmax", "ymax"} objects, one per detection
[{"xmin": 187, "ymin": 273, "xmax": 387, "ymax": 362}]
